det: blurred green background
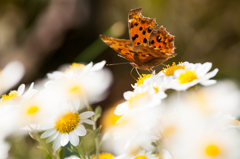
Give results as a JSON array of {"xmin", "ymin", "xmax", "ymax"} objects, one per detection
[
  {"xmin": 1, "ymin": 0, "xmax": 240, "ymax": 117},
  {"xmin": 1, "ymin": 0, "xmax": 240, "ymax": 157}
]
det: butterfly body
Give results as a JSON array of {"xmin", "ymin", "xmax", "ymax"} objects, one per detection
[{"xmin": 100, "ymin": 8, "xmax": 176, "ymax": 70}]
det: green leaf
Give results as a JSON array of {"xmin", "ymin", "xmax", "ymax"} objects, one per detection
[
  {"xmin": 94, "ymin": 106, "xmax": 102, "ymax": 122},
  {"xmin": 151, "ymin": 141, "xmax": 157, "ymax": 147}
]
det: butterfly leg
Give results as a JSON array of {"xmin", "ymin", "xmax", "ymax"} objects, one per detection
[
  {"xmin": 135, "ymin": 67, "xmax": 142, "ymax": 79},
  {"xmin": 161, "ymin": 63, "xmax": 167, "ymax": 67},
  {"xmin": 130, "ymin": 66, "xmax": 137, "ymax": 81}
]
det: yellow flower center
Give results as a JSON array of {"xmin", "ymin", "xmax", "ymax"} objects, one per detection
[
  {"xmin": 27, "ymin": 106, "xmax": 39, "ymax": 115},
  {"xmin": 110, "ymin": 114, "xmax": 122, "ymax": 125},
  {"xmin": 65, "ymin": 63, "xmax": 85, "ymax": 73},
  {"xmin": 162, "ymin": 62, "xmax": 185, "ymax": 76},
  {"xmin": 93, "ymin": 153, "xmax": 114, "ymax": 159},
  {"xmin": 134, "ymin": 155, "xmax": 147, "ymax": 159},
  {"xmin": 178, "ymin": 70, "xmax": 198, "ymax": 84},
  {"xmin": 69, "ymin": 86, "xmax": 81, "ymax": 92},
  {"xmin": 163, "ymin": 125, "xmax": 176, "ymax": 139},
  {"xmin": 136, "ymin": 74, "xmax": 151, "ymax": 86},
  {"xmin": 0, "ymin": 91, "xmax": 19, "ymax": 103},
  {"xmin": 153, "ymin": 86, "xmax": 159, "ymax": 93},
  {"xmin": 205, "ymin": 144, "xmax": 220, "ymax": 157},
  {"xmin": 235, "ymin": 120, "xmax": 240, "ymax": 125},
  {"xmin": 55, "ymin": 112, "xmax": 80, "ymax": 133}
]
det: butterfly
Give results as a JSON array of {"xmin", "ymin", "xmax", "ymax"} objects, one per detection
[{"xmin": 100, "ymin": 8, "xmax": 176, "ymax": 71}]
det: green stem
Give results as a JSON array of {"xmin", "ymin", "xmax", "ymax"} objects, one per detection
[{"xmin": 84, "ymin": 96, "xmax": 100, "ymax": 159}]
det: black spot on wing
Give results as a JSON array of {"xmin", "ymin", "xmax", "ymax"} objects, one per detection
[
  {"xmin": 157, "ymin": 36, "xmax": 162, "ymax": 42},
  {"xmin": 132, "ymin": 34, "xmax": 139, "ymax": 41},
  {"xmin": 143, "ymin": 38, "xmax": 147, "ymax": 43},
  {"xmin": 148, "ymin": 27, "xmax": 152, "ymax": 33}
]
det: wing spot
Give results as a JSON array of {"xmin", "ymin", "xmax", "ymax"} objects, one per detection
[
  {"xmin": 150, "ymin": 40, "xmax": 154, "ymax": 44},
  {"xmin": 163, "ymin": 41, "xmax": 167, "ymax": 44},
  {"xmin": 139, "ymin": 27, "xmax": 143, "ymax": 31},
  {"xmin": 142, "ymin": 30, "xmax": 146, "ymax": 35},
  {"xmin": 148, "ymin": 27, "xmax": 152, "ymax": 33},
  {"xmin": 157, "ymin": 36, "xmax": 162, "ymax": 42},
  {"xmin": 137, "ymin": 42, "xmax": 140, "ymax": 45},
  {"xmin": 143, "ymin": 38, "xmax": 147, "ymax": 43},
  {"xmin": 118, "ymin": 44, "xmax": 122, "ymax": 46},
  {"xmin": 158, "ymin": 45, "xmax": 161, "ymax": 48},
  {"xmin": 132, "ymin": 34, "xmax": 139, "ymax": 41},
  {"xmin": 134, "ymin": 23, "xmax": 139, "ymax": 26}
]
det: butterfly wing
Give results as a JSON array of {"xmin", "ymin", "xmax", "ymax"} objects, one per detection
[
  {"xmin": 128, "ymin": 8, "xmax": 158, "ymax": 46},
  {"xmin": 133, "ymin": 45, "xmax": 176, "ymax": 69},
  {"xmin": 100, "ymin": 35, "xmax": 135, "ymax": 62},
  {"xmin": 149, "ymin": 26, "xmax": 175, "ymax": 54}
]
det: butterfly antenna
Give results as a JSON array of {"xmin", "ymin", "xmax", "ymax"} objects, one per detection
[{"xmin": 106, "ymin": 62, "xmax": 131, "ymax": 66}]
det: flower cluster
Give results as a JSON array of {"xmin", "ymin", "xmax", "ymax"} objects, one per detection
[
  {"xmin": 101, "ymin": 62, "xmax": 240, "ymax": 159},
  {"xmin": 0, "ymin": 61, "xmax": 112, "ymax": 158}
]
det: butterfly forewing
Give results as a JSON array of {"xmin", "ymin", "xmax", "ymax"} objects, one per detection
[
  {"xmin": 100, "ymin": 35, "xmax": 135, "ymax": 62},
  {"xmin": 128, "ymin": 8, "xmax": 157, "ymax": 46}
]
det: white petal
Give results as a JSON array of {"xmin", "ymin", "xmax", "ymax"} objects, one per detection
[
  {"xmin": 44, "ymin": 81, "xmax": 54, "ymax": 88},
  {"xmin": 69, "ymin": 131, "xmax": 79, "ymax": 146},
  {"xmin": 1, "ymin": 61, "xmax": 25, "ymax": 91},
  {"xmin": 53, "ymin": 135, "xmax": 62, "ymax": 151},
  {"xmin": 200, "ymin": 79, "xmax": 217, "ymax": 86},
  {"xmin": 196, "ymin": 62, "xmax": 212, "ymax": 77},
  {"xmin": 41, "ymin": 128, "xmax": 56, "ymax": 138},
  {"xmin": 114, "ymin": 102, "xmax": 129, "ymax": 115},
  {"xmin": 80, "ymin": 111, "xmax": 95, "ymax": 119},
  {"xmin": 17, "ymin": 84, "xmax": 25, "ymax": 96},
  {"xmin": 60, "ymin": 133, "xmax": 69, "ymax": 146},
  {"xmin": 74, "ymin": 124, "xmax": 87, "ymax": 136},
  {"xmin": 201, "ymin": 68, "xmax": 219, "ymax": 80},
  {"xmin": 91, "ymin": 61, "xmax": 106, "ymax": 71},
  {"xmin": 28, "ymin": 82, "xmax": 34, "ymax": 92},
  {"xmin": 81, "ymin": 119, "xmax": 95, "ymax": 125},
  {"xmin": 123, "ymin": 91, "xmax": 134, "ymax": 100},
  {"xmin": 46, "ymin": 131, "xmax": 59, "ymax": 143}
]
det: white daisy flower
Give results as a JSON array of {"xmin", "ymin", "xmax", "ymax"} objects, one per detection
[
  {"xmin": 180, "ymin": 80, "xmax": 240, "ymax": 117},
  {"xmin": 171, "ymin": 62, "xmax": 218, "ymax": 91},
  {"xmin": 114, "ymin": 86, "xmax": 166, "ymax": 115},
  {"xmin": 102, "ymin": 105, "xmax": 161, "ymax": 155},
  {"xmin": 43, "ymin": 62, "xmax": 112, "ymax": 108},
  {"xmin": 0, "ymin": 83, "xmax": 37, "ymax": 107},
  {"xmin": 47, "ymin": 61, "xmax": 106, "ymax": 80},
  {"xmin": 131, "ymin": 151, "xmax": 159, "ymax": 159},
  {"xmin": 171, "ymin": 124, "xmax": 240, "ymax": 159},
  {"xmin": 0, "ymin": 61, "xmax": 25, "ymax": 95},
  {"xmin": 40, "ymin": 103, "xmax": 94, "ymax": 150}
]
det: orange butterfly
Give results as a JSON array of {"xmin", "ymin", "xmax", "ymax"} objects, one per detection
[{"xmin": 100, "ymin": 8, "xmax": 176, "ymax": 71}]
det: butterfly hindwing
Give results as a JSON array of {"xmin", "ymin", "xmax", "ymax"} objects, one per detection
[
  {"xmin": 100, "ymin": 35, "xmax": 135, "ymax": 62},
  {"xmin": 149, "ymin": 26, "xmax": 175, "ymax": 54},
  {"xmin": 134, "ymin": 45, "xmax": 176, "ymax": 67},
  {"xmin": 128, "ymin": 8, "xmax": 158, "ymax": 46}
]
